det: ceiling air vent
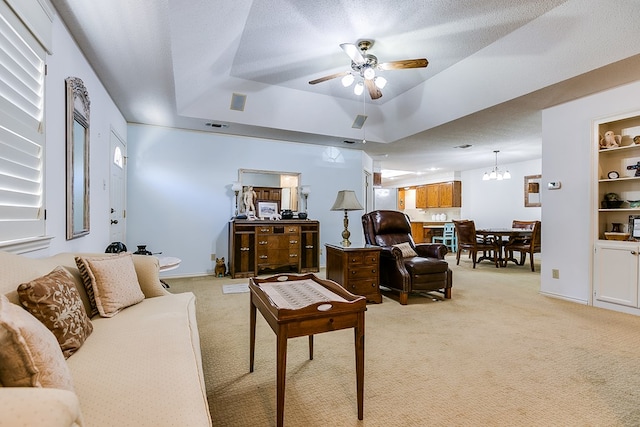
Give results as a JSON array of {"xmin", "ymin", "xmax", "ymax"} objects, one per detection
[
  {"xmin": 352, "ymin": 114, "xmax": 367, "ymax": 129},
  {"xmin": 454, "ymin": 144, "xmax": 473, "ymax": 149},
  {"xmin": 230, "ymin": 93, "xmax": 247, "ymax": 111},
  {"xmin": 205, "ymin": 122, "xmax": 228, "ymax": 128}
]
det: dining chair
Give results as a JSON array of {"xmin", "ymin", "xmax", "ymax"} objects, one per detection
[
  {"xmin": 432, "ymin": 222, "xmax": 457, "ymax": 253},
  {"xmin": 452, "ymin": 220, "xmax": 499, "ymax": 268},
  {"xmin": 505, "ymin": 220, "xmax": 541, "ymax": 271}
]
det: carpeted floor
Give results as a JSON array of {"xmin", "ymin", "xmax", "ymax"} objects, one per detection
[{"xmin": 165, "ymin": 254, "xmax": 640, "ymax": 426}]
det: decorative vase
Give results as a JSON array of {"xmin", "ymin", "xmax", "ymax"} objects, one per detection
[{"xmin": 134, "ymin": 245, "xmax": 152, "ymax": 255}]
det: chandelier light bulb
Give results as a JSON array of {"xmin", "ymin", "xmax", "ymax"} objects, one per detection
[
  {"xmin": 489, "ymin": 170, "xmax": 497, "ymax": 180},
  {"xmin": 341, "ymin": 74, "xmax": 354, "ymax": 87},
  {"xmin": 483, "ymin": 172, "xmax": 490, "ymax": 181},
  {"xmin": 354, "ymin": 82, "xmax": 364, "ymax": 95},
  {"xmin": 374, "ymin": 76, "xmax": 387, "ymax": 89},
  {"xmin": 503, "ymin": 170, "xmax": 511, "ymax": 180},
  {"xmin": 363, "ymin": 67, "xmax": 375, "ymax": 80}
]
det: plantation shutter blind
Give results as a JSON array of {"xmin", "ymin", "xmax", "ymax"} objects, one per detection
[{"xmin": 0, "ymin": 0, "xmax": 46, "ymax": 243}]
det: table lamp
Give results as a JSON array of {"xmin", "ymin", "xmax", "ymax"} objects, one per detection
[
  {"xmin": 330, "ymin": 190, "xmax": 363, "ymax": 247},
  {"xmin": 231, "ymin": 181, "xmax": 243, "ymax": 217},
  {"xmin": 301, "ymin": 185, "xmax": 311, "ymax": 213}
]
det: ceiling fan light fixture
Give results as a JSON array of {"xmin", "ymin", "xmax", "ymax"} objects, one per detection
[
  {"xmin": 354, "ymin": 82, "xmax": 364, "ymax": 96},
  {"xmin": 363, "ymin": 67, "xmax": 375, "ymax": 80},
  {"xmin": 341, "ymin": 74, "xmax": 354, "ymax": 87},
  {"xmin": 374, "ymin": 76, "xmax": 387, "ymax": 89}
]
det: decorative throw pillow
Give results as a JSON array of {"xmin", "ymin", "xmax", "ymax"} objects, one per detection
[
  {"xmin": 393, "ymin": 242, "xmax": 418, "ymax": 258},
  {"xmin": 75, "ymin": 253, "xmax": 145, "ymax": 318},
  {"xmin": 18, "ymin": 266, "xmax": 93, "ymax": 358},
  {"xmin": 0, "ymin": 295, "xmax": 74, "ymax": 391}
]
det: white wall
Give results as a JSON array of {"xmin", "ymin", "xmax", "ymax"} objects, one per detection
[
  {"xmin": 126, "ymin": 125, "xmax": 370, "ymax": 276},
  {"xmin": 460, "ymin": 159, "xmax": 542, "ymax": 228},
  {"xmin": 541, "ymin": 80, "xmax": 640, "ymax": 303},
  {"xmin": 25, "ymin": 12, "xmax": 127, "ymax": 257}
]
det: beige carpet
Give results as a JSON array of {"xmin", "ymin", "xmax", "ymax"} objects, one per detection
[{"xmin": 166, "ymin": 255, "xmax": 640, "ymax": 426}]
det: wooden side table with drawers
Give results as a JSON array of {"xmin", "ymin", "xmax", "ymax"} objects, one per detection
[{"xmin": 325, "ymin": 243, "xmax": 382, "ymax": 303}]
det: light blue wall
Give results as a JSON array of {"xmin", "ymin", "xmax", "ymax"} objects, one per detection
[
  {"xmin": 460, "ymin": 158, "xmax": 542, "ymax": 228},
  {"xmin": 126, "ymin": 125, "xmax": 371, "ymax": 276}
]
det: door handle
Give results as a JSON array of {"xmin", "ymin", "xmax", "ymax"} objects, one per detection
[{"xmin": 110, "ymin": 219, "xmax": 118, "ymax": 225}]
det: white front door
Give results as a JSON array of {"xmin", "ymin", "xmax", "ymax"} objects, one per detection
[{"xmin": 109, "ymin": 130, "xmax": 126, "ymax": 243}]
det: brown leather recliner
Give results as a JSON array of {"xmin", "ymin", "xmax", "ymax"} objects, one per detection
[{"xmin": 362, "ymin": 210, "xmax": 452, "ymax": 305}]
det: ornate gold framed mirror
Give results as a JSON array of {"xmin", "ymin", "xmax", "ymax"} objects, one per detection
[{"xmin": 65, "ymin": 77, "xmax": 90, "ymax": 239}]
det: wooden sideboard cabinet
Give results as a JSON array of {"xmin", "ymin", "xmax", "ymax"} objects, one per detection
[
  {"xmin": 325, "ymin": 243, "xmax": 382, "ymax": 303},
  {"xmin": 229, "ymin": 219, "xmax": 319, "ymax": 278}
]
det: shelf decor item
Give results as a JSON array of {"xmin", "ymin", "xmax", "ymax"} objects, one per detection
[
  {"xmin": 602, "ymin": 192, "xmax": 624, "ymax": 208},
  {"xmin": 604, "ymin": 232, "xmax": 630, "ymax": 241}
]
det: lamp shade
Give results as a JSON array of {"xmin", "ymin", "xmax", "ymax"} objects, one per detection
[
  {"xmin": 331, "ymin": 190, "xmax": 363, "ymax": 211},
  {"xmin": 301, "ymin": 185, "xmax": 311, "ymax": 196},
  {"xmin": 231, "ymin": 181, "xmax": 243, "ymax": 192}
]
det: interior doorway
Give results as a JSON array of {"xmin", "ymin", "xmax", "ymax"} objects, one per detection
[{"xmin": 109, "ymin": 129, "xmax": 126, "ymax": 243}]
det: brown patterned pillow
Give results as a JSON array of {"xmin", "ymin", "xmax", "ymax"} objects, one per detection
[
  {"xmin": 392, "ymin": 242, "xmax": 418, "ymax": 258},
  {"xmin": 18, "ymin": 267, "xmax": 93, "ymax": 358},
  {"xmin": 75, "ymin": 253, "xmax": 145, "ymax": 318},
  {"xmin": 0, "ymin": 295, "xmax": 74, "ymax": 391}
]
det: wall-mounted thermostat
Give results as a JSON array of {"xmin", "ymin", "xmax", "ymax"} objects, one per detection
[{"xmin": 547, "ymin": 181, "xmax": 561, "ymax": 190}]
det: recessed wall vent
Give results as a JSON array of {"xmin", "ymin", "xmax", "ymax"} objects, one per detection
[
  {"xmin": 205, "ymin": 122, "xmax": 229, "ymax": 128},
  {"xmin": 352, "ymin": 114, "xmax": 367, "ymax": 129},
  {"xmin": 454, "ymin": 144, "xmax": 473, "ymax": 149},
  {"xmin": 230, "ymin": 93, "xmax": 247, "ymax": 111},
  {"xmin": 343, "ymin": 140, "xmax": 356, "ymax": 144}
]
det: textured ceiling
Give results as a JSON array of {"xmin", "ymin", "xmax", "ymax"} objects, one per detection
[{"xmin": 50, "ymin": 0, "xmax": 640, "ymax": 179}]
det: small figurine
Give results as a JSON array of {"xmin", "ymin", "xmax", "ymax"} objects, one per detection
[
  {"xmin": 243, "ymin": 186, "xmax": 256, "ymax": 214},
  {"xmin": 214, "ymin": 257, "xmax": 226, "ymax": 277},
  {"xmin": 600, "ymin": 130, "xmax": 621, "ymax": 149}
]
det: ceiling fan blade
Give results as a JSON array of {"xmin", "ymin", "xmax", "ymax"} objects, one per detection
[
  {"xmin": 340, "ymin": 43, "xmax": 365, "ymax": 64},
  {"xmin": 365, "ymin": 79, "xmax": 382, "ymax": 100},
  {"xmin": 378, "ymin": 58, "xmax": 428, "ymax": 71},
  {"xmin": 309, "ymin": 71, "xmax": 349, "ymax": 85}
]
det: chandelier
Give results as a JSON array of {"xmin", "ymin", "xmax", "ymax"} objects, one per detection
[{"xmin": 482, "ymin": 150, "xmax": 511, "ymax": 181}]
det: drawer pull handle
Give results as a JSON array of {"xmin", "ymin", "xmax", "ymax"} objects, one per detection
[
  {"xmin": 371, "ymin": 269, "xmax": 376, "ymax": 273},
  {"xmin": 305, "ymin": 245, "xmax": 314, "ymax": 249},
  {"xmin": 259, "ymin": 241, "xmax": 268, "ymax": 245},
  {"xmin": 259, "ymin": 255, "xmax": 268, "ymax": 259},
  {"xmin": 351, "ymin": 258, "xmax": 357, "ymax": 262},
  {"xmin": 290, "ymin": 254, "xmax": 298, "ymax": 257},
  {"xmin": 290, "ymin": 240, "xmax": 298, "ymax": 244},
  {"xmin": 240, "ymin": 247, "xmax": 250, "ymax": 251},
  {"xmin": 633, "ymin": 251, "xmax": 638, "ymax": 255}
]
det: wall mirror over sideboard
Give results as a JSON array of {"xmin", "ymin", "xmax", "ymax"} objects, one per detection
[
  {"xmin": 524, "ymin": 174, "xmax": 542, "ymax": 207},
  {"xmin": 238, "ymin": 169, "xmax": 300, "ymax": 212}
]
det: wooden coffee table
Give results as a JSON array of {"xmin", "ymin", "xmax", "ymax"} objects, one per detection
[{"xmin": 249, "ymin": 273, "xmax": 367, "ymax": 427}]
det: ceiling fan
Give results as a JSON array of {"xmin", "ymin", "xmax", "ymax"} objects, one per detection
[{"xmin": 309, "ymin": 39, "xmax": 428, "ymax": 100}]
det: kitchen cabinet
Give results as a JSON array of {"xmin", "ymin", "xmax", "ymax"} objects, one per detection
[
  {"xmin": 415, "ymin": 186, "xmax": 427, "ymax": 209},
  {"xmin": 398, "ymin": 188, "xmax": 406, "ymax": 210},
  {"xmin": 425, "ymin": 182, "xmax": 462, "ymax": 208}
]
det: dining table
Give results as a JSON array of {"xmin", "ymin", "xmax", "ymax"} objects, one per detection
[{"xmin": 476, "ymin": 228, "xmax": 533, "ymax": 267}]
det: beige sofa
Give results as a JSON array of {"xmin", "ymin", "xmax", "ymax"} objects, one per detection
[{"xmin": 0, "ymin": 251, "xmax": 212, "ymax": 427}]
